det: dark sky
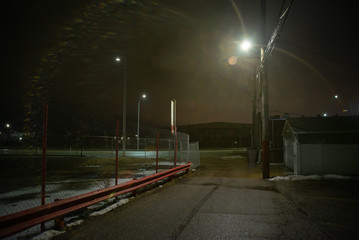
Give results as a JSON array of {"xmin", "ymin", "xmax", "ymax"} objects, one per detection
[{"xmin": 2, "ymin": 0, "xmax": 358, "ymax": 129}]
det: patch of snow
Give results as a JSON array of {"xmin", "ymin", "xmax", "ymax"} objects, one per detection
[
  {"xmin": 323, "ymin": 174, "xmax": 351, "ymax": 180},
  {"xmin": 32, "ymin": 230, "xmax": 65, "ymax": 240},
  {"xmin": 66, "ymin": 219, "xmax": 84, "ymax": 227},
  {"xmin": 89, "ymin": 198, "xmax": 129, "ymax": 217},
  {"xmin": 269, "ymin": 174, "xmax": 352, "ymax": 181},
  {"xmin": 87, "ymin": 198, "xmax": 115, "ymax": 210}
]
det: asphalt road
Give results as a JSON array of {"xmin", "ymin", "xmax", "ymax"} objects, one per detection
[{"xmin": 53, "ymin": 154, "xmax": 359, "ymax": 240}]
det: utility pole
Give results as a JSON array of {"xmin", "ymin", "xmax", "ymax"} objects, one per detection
[{"xmin": 258, "ymin": 0, "xmax": 294, "ymax": 178}]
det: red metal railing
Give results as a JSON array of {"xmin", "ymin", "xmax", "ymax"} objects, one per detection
[{"xmin": 0, "ymin": 163, "xmax": 191, "ymax": 239}]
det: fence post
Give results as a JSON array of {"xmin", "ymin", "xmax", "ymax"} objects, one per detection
[
  {"xmin": 168, "ymin": 139, "xmax": 171, "ymax": 160},
  {"xmin": 144, "ymin": 139, "xmax": 147, "ymax": 158},
  {"xmin": 156, "ymin": 131, "xmax": 159, "ymax": 173},
  {"xmin": 174, "ymin": 131, "xmax": 178, "ymax": 167},
  {"xmin": 115, "ymin": 120, "xmax": 119, "ymax": 185},
  {"xmin": 41, "ymin": 103, "xmax": 48, "ymax": 231}
]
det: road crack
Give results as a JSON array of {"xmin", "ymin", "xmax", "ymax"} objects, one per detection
[{"xmin": 169, "ymin": 185, "xmax": 219, "ymax": 240}]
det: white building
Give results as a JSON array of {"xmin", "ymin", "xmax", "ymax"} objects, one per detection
[{"xmin": 282, "ymin": 116, "xmax": 359, "ymax": 175}]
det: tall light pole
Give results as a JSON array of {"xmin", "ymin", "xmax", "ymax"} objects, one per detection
[
  {"xmin": 116, "ymin": 56, "xmax": 127, "ymax": 156},
  {"xmin": 137, "ymin": 93, "xmax": 147, "ymax": 150},
  {"xmin": 239, "ymin": 40, "xmax": 259, "ymax": 151}
]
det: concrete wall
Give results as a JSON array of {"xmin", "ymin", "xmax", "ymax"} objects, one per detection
[{"xmin": 299, "ymin": 144, "xmax": 359, "ymax": 175}]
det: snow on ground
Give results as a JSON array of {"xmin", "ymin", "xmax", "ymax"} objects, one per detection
[
  {"xmin": 66, "ymin": 219, "xmax": 84, "ymax": 227},
  {"xmin": 32, "ymin": 230, "xmax": 65, "ymax": 240},
  {"xmin": 269, "ymin": 174, "xmax": 352, "ymax": 181},
  {"xmin": 89, "ymin": 198, "xmax": 129, "ymax": 217}
]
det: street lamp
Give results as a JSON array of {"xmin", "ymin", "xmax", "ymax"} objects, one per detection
[
  {"xmin": 238, "ymin": 40, "xmax": 260, "ymax": 152},
  {"xmin": 240, "ymin": 40, "xmax": 252, "ymax": 52},
  {"xmin": 115, "ymin": 56, "xmax": 127, "ymax": 156},
  {"xmin": 137, "ymin": 93, "xmax": 147, "ymax": 150},
  {"xmin": 239, "ymin": 38, "xmax": 269, "ymax": 178}
]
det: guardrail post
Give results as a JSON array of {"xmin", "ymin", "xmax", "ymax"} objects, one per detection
[{"xmin": 54, "ymin": 199, "xmax": 65, "ymax": 231}]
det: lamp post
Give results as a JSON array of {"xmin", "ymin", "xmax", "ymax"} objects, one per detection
[
  {"xmin": 239, "ymin": 39, "xmax": 259, "ymax": 151},
  {"xmin": 137, "ymin": 93, "xmax": 147, "ymax": 150},
  {"xmin": 239, "ymin": 39, "xmax": 269, "ymax": 178},
  {"xmin": 116, "ymin": 57, "xmax": 127, "ymax": 157}
]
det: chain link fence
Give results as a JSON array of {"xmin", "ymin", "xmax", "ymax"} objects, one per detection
[{"xmin": 0, "ymin": 104, "xmax": 199, "ymax": 218}]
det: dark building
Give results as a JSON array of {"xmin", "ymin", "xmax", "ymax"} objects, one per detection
[{"xmin": 177, "ymin": 122, "xmax": 251, "ymax": 149}]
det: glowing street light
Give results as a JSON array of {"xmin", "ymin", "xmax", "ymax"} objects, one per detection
[
  {"xmin": 240, "ymin": 40, "xmax": 252, "ymax": 51},
  {"xmin": 137, "ymin": 93, "xmax": 147, "ymax": 150}
]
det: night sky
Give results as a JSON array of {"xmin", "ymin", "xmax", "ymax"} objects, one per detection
[{"xmin": 2, "ymin": 0, "xmax": 358, "ymax": 129}]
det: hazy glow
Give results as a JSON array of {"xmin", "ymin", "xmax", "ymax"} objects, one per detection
[
  {"xmin": 228, "ymin": 56, "xmax": 238, "ymax": 65},
  {"xmin": 115, "ymin": 57, "xmax": 120, "ymax": 62},
  {"xmin": 142, "ymin": 94, "xmax": 147, "ymax": 99},
  {"xmin": 334, "ymin": 94, "xmax": 338, "ymax": 99}
]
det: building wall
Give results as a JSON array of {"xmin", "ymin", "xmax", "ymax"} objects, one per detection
[
  {"xmin": 283, "ymin": 137, "xmax": 295, "ymax": 170},
  {"xmin": 299, "ymin": 144, "xmax": 359, "ymax": 175}
]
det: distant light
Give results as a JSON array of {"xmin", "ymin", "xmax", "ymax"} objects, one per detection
[
  {"xmin": 5, "ymin": 124, "xmax": 10, "ymax": 128},
  {"xmin": 323, "ymin": 113, "xmax": 327, "ymax": 117},
  {"xmin": 342, "ymin": 109, "xmax": 349, "ymax": 113},
  {"xmin": 142, "ymin": 94, "xmax": 147, "ymax": 99},
  {"xmin": 240, "ymin": 40, "xmax": 252, "ymax": 51},
  {"xmin": 19, "ymin": 137, "xmax": 22, "ymax": 141},
  {"xmin": 115, "ymin": 57, "xmax": 120, "ymax": 62},
  {"xmin": 334, "ymin": 94, "xmax": 339, "ymax": 99}
]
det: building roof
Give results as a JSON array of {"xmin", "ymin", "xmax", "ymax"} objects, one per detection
[{"xmin": 283, "ymin": 116, "xmax": 359, "ymax": 135}]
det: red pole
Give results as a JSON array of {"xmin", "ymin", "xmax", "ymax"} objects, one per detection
[
  {"xmin": 41, "ymin": 103, "xmax": 48, "ymax": 231},
  {"xmin": 115, "ymin": 120, "xmax": 119, "ymax": 185},
  {"xmin": 156, "ymin": 131, "xmax": 159, "ymax": 173}
]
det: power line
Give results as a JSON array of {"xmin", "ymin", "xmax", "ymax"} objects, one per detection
[{"xmin": 281, "ymin": 40, "xmax": 358, "ymax": 69}]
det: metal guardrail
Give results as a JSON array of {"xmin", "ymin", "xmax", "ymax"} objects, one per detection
[{"xmin": 0, "ymin": 163, "xmax": 191, "ymax": 239}]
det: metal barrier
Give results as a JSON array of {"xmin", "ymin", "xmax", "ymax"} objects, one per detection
[{"xmin": 0, "ymin": 163, "xmax": 191, "ymax": 239}]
